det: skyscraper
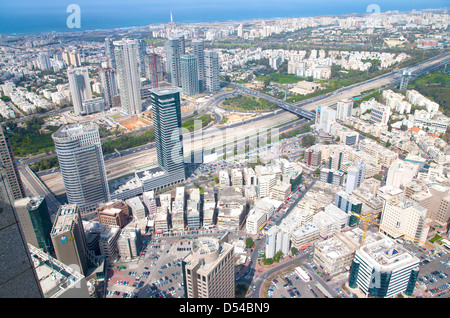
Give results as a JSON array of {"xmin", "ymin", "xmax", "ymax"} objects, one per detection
[
  {"xmin": 0, "ymin": 166, "xmax": 44, "ymax": 298},
  {"xmin": 52, "ymin": 123, "xmax": 110, "ymax": 213},
  {"xmin": 180, "ymin": 55, "xmax": 200, "ymax": 96},
  {"xmin": 67, "ymin": 67, "xmax": 93, "ymax": 116},
  {"xmin": 144, "ymin": 53, "xmax": 164, "ymax": 88},
  {"xmin": 182, "ymin": 235, "xmax": 235, "ymax": 298},
  {"xmin": 38, "ymin": 52, "xmax": 51, "ymax": 71},
  {"xmin": 50, "ymin": 204, "xmax": 89, "ymax": 275},
  {"xmin": 336, "ymin": 99, "xmax": 353, "ymax": 121},
  {"xmin": 164, "ymin": 38, "xmax": 184, "ymax": 87},
  {"xmin": 114, "ymin": 39, "xmax": 142, "ymax": 115},
  {"xmin": 105, "ymin": 37, "xmax": 116, "ymax": 69},
  {"xmin": 178, "ymin": 35, "xmax": 186, "ymax": 55},
  {"xmin": 14, "ymin": 196, "xmax": 54, "ymax": 254},
  {"xmin": 205, "ymin": 50, "xmax": 220, "ymax": 93},
  {"xmin": 192, "ymin": 39, "xmax": 206, "ymax": 92},
  {"xmin": 99, "ymin": 68, "xmax": 118, "ymax": 109},
  {"xmin": 0, "ymin": 125, "xmax": 25, "ymax": 200},
  {"xmin": 150, "ymin": 87, "xmax": 185, "ymax": 181},
  {"xmin": 136, "ymin": 38, "xmax": 147, "ymax": 76}
]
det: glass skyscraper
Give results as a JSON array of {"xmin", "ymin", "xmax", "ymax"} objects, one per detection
[
  {"xmin": 52, "ymin": 124, "xmax": 110, "ymax": 213},
  {"xmin": 150, "ymin": 87, "xmax": 186, "ymax": 181},
  {"xmin": 180, "ymin": 55, "xmax": 200, "ymax": 96},
  {"xmin": 113, "ymin": 39, "xmax": 142, "ymax": 115}
]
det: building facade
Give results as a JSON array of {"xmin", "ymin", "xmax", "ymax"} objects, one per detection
[
  {"xmin": 182, "ymin": 235, "xmax": 235, "ymax": 298},
  {"xmin": 114, "ymin": 39, "xmax": 142, "ymax": 115},
  {"xmin": 52, "ymin": 124, "xmax": 110, "ymax": 213}
]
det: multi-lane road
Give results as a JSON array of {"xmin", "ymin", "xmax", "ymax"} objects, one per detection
[{"xmin": 20, "ymin": 51, "xmax": 449, "ymax": 208}]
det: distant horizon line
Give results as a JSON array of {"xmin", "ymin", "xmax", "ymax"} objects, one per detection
[{"xmin": 1, "ymin": 6, "xmax": 448, "ymax": 37}]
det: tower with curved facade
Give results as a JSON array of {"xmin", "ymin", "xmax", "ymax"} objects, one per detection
[{"xmin": 52, "ymin": 124, "xmax": 110, "ymax": 213}]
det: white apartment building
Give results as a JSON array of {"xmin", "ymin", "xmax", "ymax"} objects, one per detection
[
  {"xmin": 313, "ymin": 235, "xmax": 355, "ymax": 276},
  {"xmin": 380, "ymin": 196, "xmax": 429, "ymax": 244},
  {"xmin": 385, "ymin": 159, "xmax": 419, "ymax": 190},
  {"xmin": 290, "ymin": 222, "xmax": 319, "ymax": 250},
  {"xmin": 246, "ymin": 209, "xmax": 267, "ymax": 235},
  {"xmin": 126, "ymin": 196, "xmax": 146, "ymax": 219}
]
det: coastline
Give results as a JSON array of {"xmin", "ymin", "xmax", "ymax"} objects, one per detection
[{"xmin": 0, "ymin": 6, "xmax": 448, "ymax": 37}]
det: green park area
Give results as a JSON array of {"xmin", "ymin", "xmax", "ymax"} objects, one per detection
[
  {"xmin": 182, "ymin": 114, "xmax": 215, "ymax": 132},
  {"xmin": 221, "ymin": 94, "xmax": 277, "ymax": 112},
  {"xmin": 408, "ymin": 69, "xmax": 450, "ymax": 116}
]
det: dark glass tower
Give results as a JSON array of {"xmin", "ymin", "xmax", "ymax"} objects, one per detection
[
  {"xmin": 0, "ymin": 125, "xmax": 25, "ymax": 200},
  {"xmin": 150, "ymin": 87, "xmax": 185, "ymax": 180}
]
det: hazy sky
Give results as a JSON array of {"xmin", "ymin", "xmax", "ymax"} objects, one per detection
[{"xmin": 2, "ymin": 0, "xmax": 448, "ymax": 12}]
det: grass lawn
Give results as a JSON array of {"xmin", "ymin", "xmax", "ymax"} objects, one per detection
[{"xmin": 256, "ymin": 73, "xmax": 307, "ymax": 84}]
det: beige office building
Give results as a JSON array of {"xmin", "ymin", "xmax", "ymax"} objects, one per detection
[
  {"xmin": 182, "ymin": 235, "xmax": 235, "ymax": 298},
  {"xmin": 50, "ymin": 204, "xmax": 89, "ymax": 276}
]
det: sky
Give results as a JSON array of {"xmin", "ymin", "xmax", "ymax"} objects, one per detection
[{"xmin": 0, "ymin": 0, "xmax": 447, "ymax": 34}]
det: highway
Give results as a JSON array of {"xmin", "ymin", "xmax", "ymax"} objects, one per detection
[
  {"xmin": 226, "ymin": 51, "xmax": 449, "ymax": 118},
  {"xmin": 21, "ymin": 51, "xmax": 449, "ymax": 203},
  {"xmin": 19, "ymin": 165, "xmax": 61, "ymax": 214}
]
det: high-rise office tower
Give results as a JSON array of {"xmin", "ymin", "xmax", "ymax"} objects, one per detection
[
  {"xmin": 145, "ymin": 53, "xmax": 165, "ymax": 88},
  {"xmin": 69, "ymin": 50, "xmax": 81, "ymax": 67},
  {"xmin": 0, "ymin": 166, "xmax": 44, "ymax": 298},
  {"xmin": 182, "ymin": 235, "xmax": 235, "ymax": 298},
  {"xmin": 0, "ymin": 125, "xmax": 25, "ymax": 200},
  {"xmin": 38, "ymin": 52, "xmax": 51, "ymax": 71},
  {"xmin": 150, "ymin": 87, "xmax": 185, "ymax": 181},
  {"xmin": 67, "ymin": 67, "xmax": 93, "ymax": 116},
  {"xmin": 192, "ymin": 39, "xmax": 206, "ymax": 92},
  {"xmin": 52, "ymin": 124, "xmax": 110, "ymax": 213},
  {"xmin": 50, "ymin": 204, "xmax": 89, "ymax": 276},
  {"xmin": 99, "ymin": 68, "xmax": 118, "ymax": 109},
  {"xmin": 345, "ymin": 160, "xmax": 366, "ymax": 194},
  {"xmin": 178, "ymin": 35, "xmax": 186, "ymax": 55},
  {"xmin": 14, "ymin": 196, "xmax": 54, "ymax": 254},
  {"xmin": 136, "ymin": 38, "xmax": 147, "ymax": 76},
  {"xmin": 205, "ymin": 50, "xmax": 220, "ymax": 93},
  {"xmin": 114, "ymin": 39, "xmax": 142, "ymax": 115},
  {"xmin": 180, "ymin": 55, "xmax": 200, "ymax": 96},
  {"xmin": 164, "ymin": 38, "xmax": 182, "ymax": 87},
  {"xmin": 315, "ymin": 105, "xmax": 336, "ymax": 133},
  {"xmin": 348, "ymin": 238, "xmax": 420, "ymax": 297},
  {"xmin": 237, "ymin": 24, "xmax": 243, "ymax": 37},
  {"xmin": 105, "ymin": 37, "xmax": 116, "ymax": 69},
  {"xmin": 336, "ymin": 99, "xmax": 353, "ymax": 121}
]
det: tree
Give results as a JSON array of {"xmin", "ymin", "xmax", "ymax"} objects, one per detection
[
  {"xmin": 245, "ymin": 238, "xmax": 254, "ymax": 249},
  {"xmin": 301, "ymin": 135, "xmax": 316, "ymax": 148},
  {"xmin": 291, "ymin": 247, "xmax": 299, "ymax": 256}
]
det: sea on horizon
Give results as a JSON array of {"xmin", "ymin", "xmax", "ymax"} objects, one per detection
[{"xmin": 0, "ymin": 0, "xmax": 448, "ymax": 36}]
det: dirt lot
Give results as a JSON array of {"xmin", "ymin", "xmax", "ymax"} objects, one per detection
[{"xmin": 115, "ymin": 115, "xmax": 152, "ymax": 130}]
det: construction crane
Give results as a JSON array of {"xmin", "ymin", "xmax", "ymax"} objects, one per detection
[{"xmin": 349, "ymin": 212, "xmax": 431, "ymax": 248}]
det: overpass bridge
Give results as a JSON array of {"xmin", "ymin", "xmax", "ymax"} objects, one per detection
[
  {"xmin": 222, "ymin": 52, "xmax": 449, "ymax": 122},
  {"xmin": 225, "ymin": 82, "xmax": 316, "ymax": 120}
]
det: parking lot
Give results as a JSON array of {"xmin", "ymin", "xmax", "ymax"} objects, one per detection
[
  {"xmin": 266, "ymin": 267, "xmax": 326, "ymax": 299},
  {"xmin": 105, "ymin": 237, "xmax": 195, "ymax": 298},
  {"xmin": 105, "ymin": 234, "xmax": 229, "ymax": 298},
  {"xmin": 416, "ymin": 249, "xmax": 450, "ymax": 298}
]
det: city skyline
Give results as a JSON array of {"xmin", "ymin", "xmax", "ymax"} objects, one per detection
[
  {"xmin": 0, "ymin": 2, "xmax": 448, "ymax": 302},
  {"xmin": 0, "ymin": 1, "xmax": 448, "ymax": 35}
]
